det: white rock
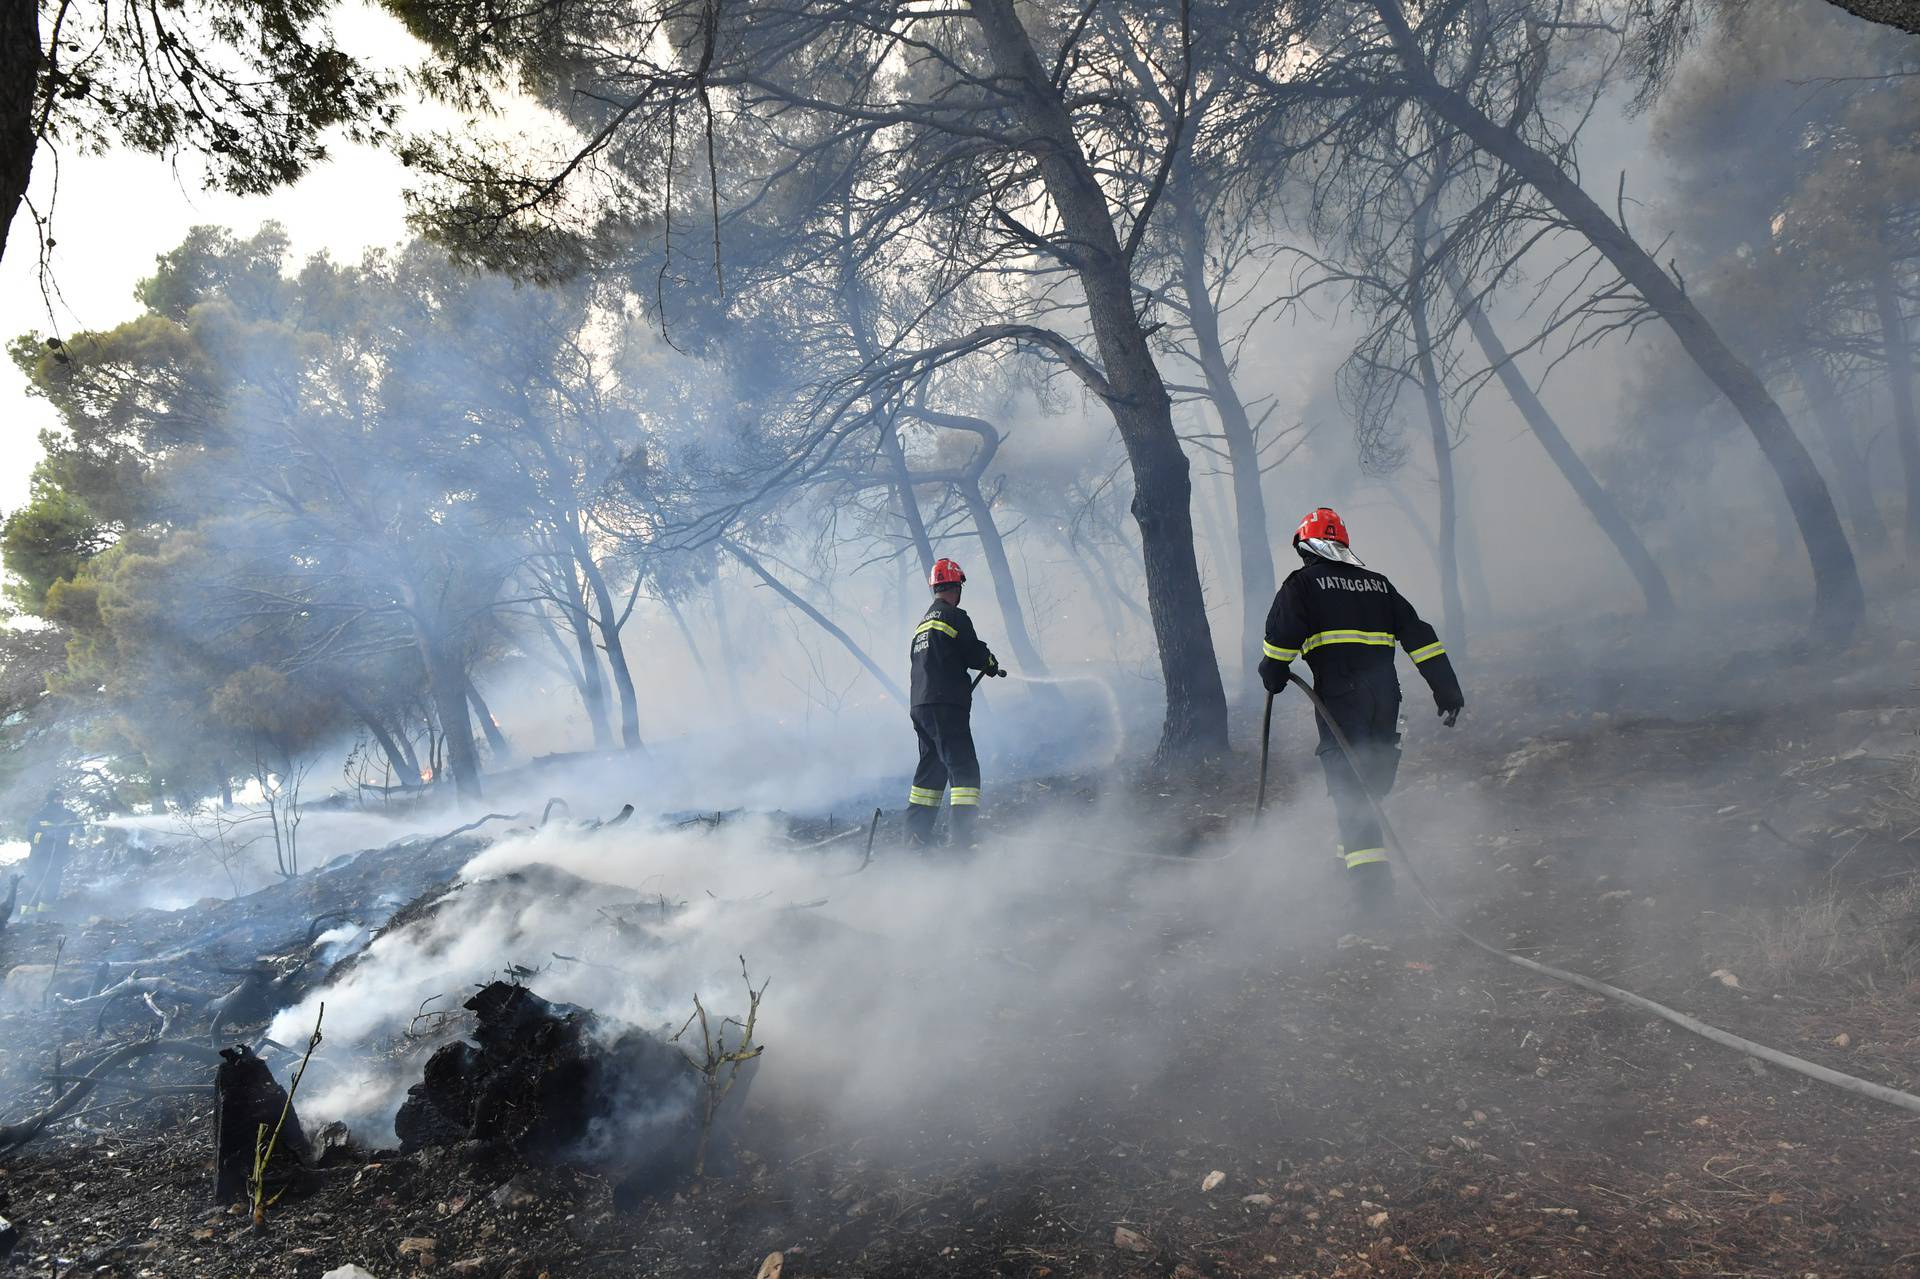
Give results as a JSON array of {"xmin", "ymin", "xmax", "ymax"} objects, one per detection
[{"xmin": 322, "ymin": 1267, "xmax": 380, "ymax": 1279}]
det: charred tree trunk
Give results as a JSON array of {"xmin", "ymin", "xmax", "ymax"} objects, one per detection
[
  {"xmin": 1793, "ymin": 354, "xmax": 1887, "ymax": 555},
  {"xmin": 1379, "ymin": 0, "xmax": 1863, "ymax": 631},
  {"xmin": 970, "ymin": 0, "xmax": 1228, "ymax": 757},
  {"xmin": 722, "ymin": 539, "xmax": 907, "ymax": 707},
  {"xmin": 0, "ymin": 0, "xmax": 36, "ymax": 266},
  {"xmin": 467, "ymin": 682, "xmax": 510, "ymax": 758},
  {"xmin": 340, "ymin": 689, "xmax": 421, "ymax": 785},
  {"xmin": 1171, "ymin": 177, "xmax": 1275, "ymax": 675},
  {"xmin": 1872, "ymin": 270, "xmax": 1920, "ymax": 554},
  {"xmin": 421, "ymin": 639, "xmax": 481, "ymax": 799},
  {"xmin": 1407, "ymin": 262, "xmax": 1465, "ymax": 650},
  {"xmin": 1453, "ymin": 276, "xmax": 1676, "ymax": 615}
]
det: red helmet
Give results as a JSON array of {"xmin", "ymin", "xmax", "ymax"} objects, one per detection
[
  {"xmin": 1294, "ymin": 507, "xmax": 1349, "ymax": 547},
  {"xmin": 929, "ymin": 558, "xmax": 967, "ymax": 588}
]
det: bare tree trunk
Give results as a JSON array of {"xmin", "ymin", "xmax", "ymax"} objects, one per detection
[
  {"xmin": 1379, "ymin": 0, "xmax": 1863, "ymax": 631},
  {"xmin": 1793, "ymin": 354, "xmax": 1887, "ymax": 555},
  {"xmin": 572, "ymin": 543, "xmax": 645, "ymax": 750},
  {"xmin": 1872, "ymin": 270, "xmax": 1920, "ymax": 554},
  {"xmin": 1408, "ymin": 267, "xmax": 1465, "ymax": 650},
  {"xmin": 971, "ymin": 0, "xmax": 1228, "ymax": 757},
  {"xmin": 956, "ymin": 479, "xmax": 1050, "ymax": 675},
  {"xmin": 1454, "ymin": 277, "xmax": 1676, "ymax": 615},
  {"xmin": 422, "ymin": 640, "xmax": 481, "ymax": 799},
  {"xmin": 467, "ymin": 682, "xmax": 510, "ymax": 758},
  {"xmin": 555, "ymin": 569, "xmax": 614, "ymax": 749},
  {"xmin": 722, "ymin": 539, "xmax": 907, "ymax": 706},
  {"xmin": 1172, "ymin": 178, "xmax": 1275, "ymax": 674},
  {"xmin": 340, "ymin": 689, "xmax": 421, "ymax": 785},
  {"xmin": 0, "ymin": 0, "xmax": 36, "ymax": 266},
  {"xmin": 884, "ymin": 426, "xmax": 937, "ymax": 576}
]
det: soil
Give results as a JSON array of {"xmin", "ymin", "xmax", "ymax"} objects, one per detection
[{"xmin": 2, "ymin": 638, "xmax": 1918, "ymax": 1278}]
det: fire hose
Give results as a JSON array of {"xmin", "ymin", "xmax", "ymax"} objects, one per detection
[{"xmin": 1269, "ymin": 673, "xmax": 1920, "ymax": 1118}]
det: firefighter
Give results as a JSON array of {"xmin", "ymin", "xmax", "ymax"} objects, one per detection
[
  {"xmin": 22, "ymin": 788, "xmax": 78, "ymax": 914},
  {"xmin": 907, "ymin": 558, "xmax": 1005, "ymax": 847},
  {"xmin": 1258, "ymin": 508, "xmax": 1464, "ymax": 902}
]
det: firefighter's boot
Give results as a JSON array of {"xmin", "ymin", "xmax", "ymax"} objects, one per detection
[
  {"xmin": 948, "ymin": 805, "xmax": 979, "ymax": 850},
  {"xmin": 903, "ymin": 802, "xmax": 939, "ymax": 849},
  {"xmin": 1342, "ymin": 847, "xmax": 1394, "ymax": 913}
]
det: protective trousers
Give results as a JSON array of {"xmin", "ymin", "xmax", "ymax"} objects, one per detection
[
  {"xmin": 1312, "ymin": 673, "xmax": 1401, "ymax": 871},
  {"xmin": 906, "ymin": 702, "xmax": 980, "ymax": 845}
]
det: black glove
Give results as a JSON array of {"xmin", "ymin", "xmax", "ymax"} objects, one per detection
[
  {"xmin": 1436, "ymin": 692, "xmax": 1464, "ymax": 728},
  {"xmin": 1258, "ymin": 657, "xmax": 1291, "ymax": 696},
  {"xmin": 985, "ymin": 653, "xmax": 1008, "ymax": 678}
]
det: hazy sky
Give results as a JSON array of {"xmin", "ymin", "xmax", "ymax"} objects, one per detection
[{"xmin": 0, "ymin": 3, "xmax": 429, "ymax": 514}]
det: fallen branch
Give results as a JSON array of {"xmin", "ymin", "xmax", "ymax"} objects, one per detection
[
  {"xmin": 416, "ymin": 813, "xmax": 523, "ymax": 857},
  {"xmin": 41, "ymin": 1073, "xmax": 211, "ymax": 1096},
  {"xmin": 0, "ymin": 1040, "xmax": 224, "ymax": 1149}
]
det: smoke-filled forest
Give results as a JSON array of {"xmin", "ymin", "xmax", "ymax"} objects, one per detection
[{"xmin": 0, "ymin": 0, "xmax": 1918, "ymax": 1275}]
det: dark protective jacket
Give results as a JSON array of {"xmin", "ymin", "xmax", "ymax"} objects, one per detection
[
  {"xmin": 30, "ymin": 797, "xmax": 75, "ymax": 853},
  {"xmin": 1259, "ymin": 557, "xmax": 1464, "ymax": 709},
  {"xmin": 910, "ymin": 598, "xmax": 998, "ymax": 707}
]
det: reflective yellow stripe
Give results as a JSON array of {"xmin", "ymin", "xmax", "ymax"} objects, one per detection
[
  {"xmin": 1297, "ymin": 629, "xmax": 1405, "ymax": 652},
  {"xmin": 1343, "ymin": 847, "xmax": 1388, "ymax": 868},
  {"xmin": 908, "ymin": 787, "xmax": 942, "ymax": 806},
  {"xmin": 1408, "ymin": 641, "xmax": 1446, "ymax": 664},
  {"xmin": 948, "ymin": 787, "xmax": 980, "ymax": 807},
  {"xmin": 915, "ymin": 618, "xmax": 958, "ymax": 639},
  {"xmin": 1262, "ymin": 641, "xmax": 1300, "ymax": 662}
]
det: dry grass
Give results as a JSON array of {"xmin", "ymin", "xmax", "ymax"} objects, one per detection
[
  {"xmin": 1717, "ymin": 873, "xmax": 1920, "ymax": 995},
  {"xmin": 1861, "ymin": 752, "xmax": 1920, "ymax": 847}
]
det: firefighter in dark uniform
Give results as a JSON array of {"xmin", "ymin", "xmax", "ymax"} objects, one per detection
[
  {"xmin": 1258, "ymin": 508, "xmax": 1464, "ymax": 901},
  {"xmin": 907, "ymin": 558, "xmax": 1005, "ymax": 847},
  {"xmin": 23, "ymin": 788, "xmax": 78, "ymax": 914}
]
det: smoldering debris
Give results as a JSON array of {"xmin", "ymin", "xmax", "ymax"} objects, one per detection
[
  {"xmin": 394, "ymin": 981, "xmax": 741, "ymax": 1202},
  {"xmin": 0, "ymin": 814, "xmax": 531, "ymax": 1166}
]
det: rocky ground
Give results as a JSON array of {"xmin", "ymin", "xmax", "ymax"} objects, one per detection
[{"xmin": 1, "ymin": 631, "xmax": 1918, "ymax": 1278}]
